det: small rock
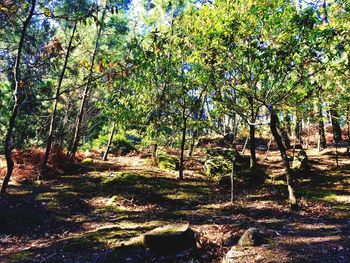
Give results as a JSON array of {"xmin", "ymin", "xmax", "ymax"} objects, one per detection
[
  {"xmin": 238, "ymin": 228, "xmax": 266, "ymax": 247},
  {"xmin": 222, "ymin": 248, "xmax": 246, "ymax": 263}
]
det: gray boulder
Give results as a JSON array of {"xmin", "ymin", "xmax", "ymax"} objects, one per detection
[
  {"xmin": 142, "ymin": 223, "xmax": 196, "ymax": 255},
  {"xmin": 238, "ymin": 228, "xmax": 266, "ymax": 246}
]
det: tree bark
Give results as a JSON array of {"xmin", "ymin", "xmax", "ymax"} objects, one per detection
[
  {"xmin": 102, "ymin": 122, "xmax": 116, "ymax": 161},
  {"xmin": 280, "ymin": 127, "xmax": 291, "ymax": 149},
  {"xmin": 68, "ymin": 4, "xmax": 107, "ymax": 158},
  {"xmin": 188, "ymin": 128, "xmax": 197, "ymax": 157},
  {"xmin": 0, "ymin": 0, "xmax": 36, "ymax": 198},
  {"xmin": 268, "ymin": 106, "xmax": 298, "ymax": 210},
  {"xmin": 330, "ymin": 108, "xmax": 342, "ymax": 143},
  {"xmin": 249, "ymin": 123, "xmax": 257, "ymax": 168},
  {"xmin": 317, "ymin": 94, "xmax": 327, "ymax": 150},
  {"xmin": 152, "ymin": 143, "xmax": 158, "ymax": 160},
  {"xmin": 284, "ymin": 113, "xmax": 292, "ymax": 136},
  {"xmin": 41, "ymin": 22, "xmax": 77, "ymax": 178},
  {"xmin": 295, "ymin": 113, "xmax": 302, "ymax": 144},
  {"xmin": 347, "ymin": 106, "xmax": 350, "ymax": 156},
  {"xmin": 59, "ymin": 100, "xmax": 71, "ymax": 148},
  {"xmin": 179, "ymin": 113, "xmax": 187, "ymax": 180},
  {"xmin": 322, "ymin": 0, "xmax": 329, "ymax": 23}
]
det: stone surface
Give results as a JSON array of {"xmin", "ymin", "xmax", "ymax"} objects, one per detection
[
  {"xmin": 238, "ymin": 228, "xmax": 266, "ymax": 247},
  {"xmin": 222, "ymin": 248, "xmax": 246, "ymax": 263},
  {"xmin": 142, "ymin": 223, "xmax": 196, "ymax": 255}
]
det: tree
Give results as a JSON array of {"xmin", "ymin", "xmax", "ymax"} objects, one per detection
[{"xmin": 1, "ymin": 0, "xmax": 37, "ymax": 197}]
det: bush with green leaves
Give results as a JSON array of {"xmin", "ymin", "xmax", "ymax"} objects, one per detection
[
  {"xmin": 157, "ymin": 152, "xmax": 176, "ymax": 171},
  {"xmin": 83, "ymin": 132, "xmax": 136, "ymax": 155}
]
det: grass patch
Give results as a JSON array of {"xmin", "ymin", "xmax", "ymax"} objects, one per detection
[{"xmin": 298, "ymin": 188, "xmax": 338, "ymax": 202}]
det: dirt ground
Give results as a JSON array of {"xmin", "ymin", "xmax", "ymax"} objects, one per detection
[{"xmin": 0, "ymin": 148, "xmax": 349, "ymax": 263}]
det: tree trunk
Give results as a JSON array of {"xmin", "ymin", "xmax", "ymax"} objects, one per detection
[
  {"xmin": 280, "ymin": 127, "xmax": 291, "ymax": 149},
  {"xmin": 346, "ymin": 106, "xmax": 350, "ymax": 155},
  {"xmin": 0, "ymin": 0, "xmax": 36, "ymax": 198},
  {"xmin": 295, "ymin": 113, "xmax": 302, "ymax": 144},
  {"xmin": 249, "ymin": 123, "xmax": 257, "ymax": 168},
  {"xmin": 322, "ymin": 0, "xmax": 329, "ymax": 23},
  {"xmin": 59, "ymin": 100, "xmax": 71, "ymax": 148},
  {"xmin": 41, "ymin": 22, "xmax": 77, "ymax": 178},
  {"xmin": 152, "ymin": 143, "xmax": 158, "ymax": 160},
  {"xmin": 317, "ymin": 95, "xmax": 327, "ymax": 150},
  {"xmin": 102, "ymin": 122, "xmax": 116, "ymax": 161},
  {"xmin": 330, "ymin": 108, "xmax": 342, "ymax": 143},
  {"xmin": 285, "ymin": 113, "xmax": 292, "ymax": 136},
  {"xmin": 268, "ymin": 106, "xmax": 298, "ymax": 210},
  {"xmin": 188, "ymin": 128, "xmax": 197, "ymax": 157},
  {"xmin": 179, "ymin": 115, "xmax": 187, "ymax": 180},
  {"xmin": 68, "ymin": 4, "xmax": 107, "ymax": 158}
]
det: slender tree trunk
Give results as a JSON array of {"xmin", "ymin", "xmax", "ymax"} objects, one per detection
[
  {"xmin": 230, "ymin": 159, "xmax": 235, "ymax": 204},
  {"xmin": 68, "ymin": 4, "xmax": 107, "ymax": 158},
  {"xmin": 346, "ymin": 110, "xmax": 350, "ymax": 155},
  {"xmin": 59, "ymin": 100, "xmax": 71, "ymax": 148},
  {"xmin": 41, "ymin": 22, "xmax": 77, "ymax": 177},
  {"xmin": 103, "ymin": 122, "xmax": 116, "ymax": 161},
  {"xmin": 268, "ymin": 105, "xmax": 298, "ymax": 210},
  {"xmin": 322, "ymin": 0, "xmax": 329, "ymax": 23},
  {"xmin": 285, "ymin": 113, "xmax": 292, "ymax": 136},
  {"xmin": 179, "ymin": 114, "xmax": 187, "ymax": 180},
  {"xmin": 249, "ymin": 123, "xmax": 257, "ymax": 168},
  {"xmin": 0, "ymin": 0, "xmax": 36, "ymax": 198},
  {"xmin": 188, "ymin": 128, "xmax": 197, "ymax": 157},
  {"xmin": 152, "ymin": 143, "xmax": 158, "ymax": 159},
  {"xmin": 264, "ymin": 136, "xmax": 272, "ymax": 160},
  {"xmin": 280, "ymin": 126, "xmax": 291, "ymax": 149},
  {"xmin": 241, "ymin": 136, "xmax": 248, "ymax": 154},
  {"xmin": 317, "ymin": 94, "xmax": 327, "ymax": 150},
  {"xmin": 330, "ymin": 108, "xmax": 342, "ymax": 143},
  {"xmin": 295, "ymin": 113, "xmax": 302, "ymax": 144}
]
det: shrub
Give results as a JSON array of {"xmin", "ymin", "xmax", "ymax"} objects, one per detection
[
  {"xmin": 86, "ymin": 133, "xmax": 137, "ymax": 156},
  {"xmin": 0, "ymin": 147, "xmax": 78, "ymax": 183},
  {"xmin": 157, "ymin": 153, "xmax": 176, "ymax": 171}
]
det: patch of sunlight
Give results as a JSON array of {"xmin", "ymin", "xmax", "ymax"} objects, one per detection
[
  {"xmin": 266, "ymin": 178, "xmax": 285, "ymax": 185},
  {"xmin": 287, "ymin": 236, "xmax": 341, "ymax": 244},
  {"xmin": 72, "ymin": 214, "xmax": 90, "ymax": 223},
  {"xmin": 290, "ymin": 223, "xmax": 336, "ymax": 230},
  {"xmin": 333, "ymin": 204, "xmax": 350, "ymax": 212},
  {"xmin": 118, "ymin": 220, "xmax": 165, "ymax": 230},
  {"xmin": 61, "ymin": 225, "xmax": 143, "ymax": 252},
  {"xmin": 335, "ymin": 195, "xmax": 350, "ymax": 204},
  {"xmin": 321, "ymin": 193, "xmax": 338, "ymax": 202},
  {"xmin": 36, "ymin": 192, "xmax": 56, "ymax": 201},
  {"xmin": 298, "ymin": 188, "xmax": 338, "ymax": 203},
  {"xmin": 165, "ymin": 191, "xmax": 197, "ymax": 200},
  {"xmin": 172, "ymin": 210, "xmax": 192, "ymax": 216},
  {"xmin": 102, "ymin": 172, "xmax": 140, "ymax": 184}
]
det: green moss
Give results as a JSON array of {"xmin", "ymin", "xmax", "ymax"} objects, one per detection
[
  {"xmin": 9, "ymin": 251, "xmax": 33, "ymax": 262},
  {"xmin": 333, "ymin": 204, "xmax": 350, "ymax": 211},
  {"xmin": 298, "ymin": 188, "xmax": 338, "ymax": 203},
  {"xmin": 81, "ymin": 158, "xmax": 93, "ymax": 164},
  {"xmin": 165, "ymin": 191, "xmax": 197, "ymax": 200}
]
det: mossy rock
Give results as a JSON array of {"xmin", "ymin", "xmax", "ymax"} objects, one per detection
[
  {"xmin": 142, "ymin": 223, "xmax": 196, "ymax": 254},
  {"xmin": 238, "ymin": 228, "xmax": 266, "ymax": 246}
]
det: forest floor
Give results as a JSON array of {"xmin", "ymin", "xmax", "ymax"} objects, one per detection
[{"xmin": 0, "ymin": 148, "xmax": 349, "ymax": 263}]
